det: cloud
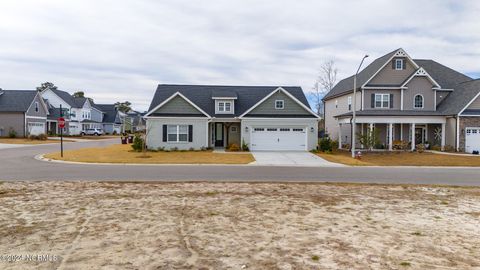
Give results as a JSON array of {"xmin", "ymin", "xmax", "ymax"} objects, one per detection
[{"xmin": 0, "ymin": 0, "xmax": 478, "ymax": 111}]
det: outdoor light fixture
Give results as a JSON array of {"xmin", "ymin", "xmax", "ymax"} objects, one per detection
[
  {"xmin": 245, "ymin": 126, "xmax": 249, "ymax": 132},
  {"xmin": 310, "ymin": 127, "xmax": 314, "ymax": 132}
]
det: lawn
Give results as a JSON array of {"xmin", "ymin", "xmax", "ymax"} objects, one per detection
[
  {"xmin": 1, "ymin": 181, "xmax": 479, "ymax": 269},
  {"xmin": 317, "ymin": 150, "xmax": 480, "ymax": 166},
  {"xmin": 0, "ymin": 138, "xmax": 61, "ymax": 145},
  {"xmin": 44, "ymin": 144, "xmax": 255, "ymax": 164}
]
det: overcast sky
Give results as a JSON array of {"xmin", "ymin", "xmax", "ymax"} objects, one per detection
[{"xmin": 0, "ymin": 1, "xmax": 479, "ymax": 111}]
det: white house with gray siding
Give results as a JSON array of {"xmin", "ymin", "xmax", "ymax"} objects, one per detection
[{"xmin": 144, "ymin": 85, "xmax": 320, "ymax": 151}]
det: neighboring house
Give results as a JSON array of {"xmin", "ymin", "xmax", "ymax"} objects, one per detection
[
  {"xmin": 41, "ymin": 89, "xmax": 104, "ymax": 135},
  {"xmin": 128, "ymin": 111, "xmax": 146, "ymax": 132},
  {"xmin": 96, "ymin": 104, "xmax": 122, "ymax": 134},
  {"xmin": 45, "ymin": 102, "xmax": 70, "ymax": 135},
  {"xmin": 0, "ymin": 90, "xmax": 48, "ymax": 137},
  {"xmin": 144, "ymin": 84, "xmax": 320, "ymax": 151},
  {"xmin": 323, "ymin": 48, "xmax": 480, "ymax": 153}
]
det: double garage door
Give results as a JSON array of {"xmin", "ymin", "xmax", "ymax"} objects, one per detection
[
  {"xmin": 466, "ymin": 127, "xmax": 480, "ymax": 153},
  {"xmin": 28, "ymin": 122, "xmax": 45, "ymax": 136},
  {"xmin": 250, "ymin": 127, "xmax": 306, "ymax": 151}
]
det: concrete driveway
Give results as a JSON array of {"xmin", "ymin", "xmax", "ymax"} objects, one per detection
[{"xmin": 251, "ymin": 151, "xmax": 345, "ymax": 167}]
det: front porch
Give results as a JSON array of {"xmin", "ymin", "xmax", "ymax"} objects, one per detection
[
  {"xmin": 208, "ymin": 120, "xmax": 241, "ymax": 149},
  {"xmin": 338, "ymin": 116, "xmax": 446, "ymax": 151}
]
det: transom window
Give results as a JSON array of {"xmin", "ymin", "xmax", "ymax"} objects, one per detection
[
  {"xmin": 375, "ymin": 94, "xmax": 390, "ymax": 108},
  {"xmin": 395, "ymin": 59, "xmax": 404, "ymax": 70},
  {"xmin": 167, "ymin": 125, "xmax": 188, "ymax": 142},
  {"xmin": 275, "ymin": 100, "xmax": 284, "ymax": 109},
  {"xmin": 35, "ymin": 102, "xmax": 39, "ymax": 112},
  {"xmin": 230, "ymin": 126, "xmax": 237, "ymax": 132},
  {"xmin": 347, "ymin": 96, "xmax": 352, "ymax": 111},
  {"xmin": 414, "ymin": 95, "xmax": 424, "ymax": 109}
]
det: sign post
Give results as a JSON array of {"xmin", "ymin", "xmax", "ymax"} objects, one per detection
[{"xmin": 58, "ymin": 105, "xmax": 65, "ymax": 158}]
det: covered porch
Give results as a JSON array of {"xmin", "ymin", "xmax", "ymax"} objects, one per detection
[
  {"xmin": 208, "ymin": 120, "xmax": 241, "ymax": 149},
  {"xmin": 338, "ymin": 116, "xmax": 446, "ymax": 151}
]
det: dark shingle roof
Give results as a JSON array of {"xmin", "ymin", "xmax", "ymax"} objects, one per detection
[
  {"xmin": 323, "ymin": 49, "xmax": 399, "ymax": 100},
  {"xmin": 51, "ymin": 89, "xmax": 77, "ymax": 107},
  {"xmin": 0, "ymin": 90, "xmax": 38, "ymax": 112},
  {"xmin": 414, "ymin": 59, "xmax": 472, "ymax": 89},
  {"xmin": 437, "ymin": 79, "xmax": 480, "ymax": 115},
  {"xmin": 148, "ymin": 84, "xmax": 311, "ymax": 117},
  {"xmin": 96, "ymin": 104, "xmax": 120, "ymax": 123}
]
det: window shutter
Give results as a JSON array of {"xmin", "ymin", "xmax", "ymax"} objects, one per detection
[
  {"xmin": 390, "ymin": 94, "xmax": 394, "ymax": 108},
  {"xmin": 403, "ymin": 60, "xmax": 406, "ymax": 70},
  {"xmin": 371, "ymin": 94, "xmax": 375, "ymax": 108},
  {"xmin": 392, "ymin": 59, "xmax": 396, "ymax": 69},
  {"xmin": 188, "ymin": 125, "xmax": 193, "ymax": 142},
  {"xmin": 162, "ymin": 125, "xmax": 167, "ymax": 142}
]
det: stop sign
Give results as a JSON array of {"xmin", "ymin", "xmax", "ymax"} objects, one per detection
[{"xmin": 58, "ymin": 117, "xmax": 66, "ymax": 128}]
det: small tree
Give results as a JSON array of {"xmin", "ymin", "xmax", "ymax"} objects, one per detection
[
  {"xmin": 357, "ymin": 128, "xmax": 380, "ymax": 151},
  {"xmin": 115, "ymin": 101, "xmax": 132, "ymax": 113},
  {"xmin": 311, "ymin": 60, "xmax": 338, "ymax": 116},
  {"xmin": 72, "ymin": 91, "xmax": 85, "ymax": 98},
  {"xmin": 36, "ymin": 82, "xmax": 58, "ymax": 92}
]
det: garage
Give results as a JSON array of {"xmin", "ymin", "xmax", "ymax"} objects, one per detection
[
  {"xmin": 250, "ymin": 127, "xmax": 306, "ymax": 151},
  {"xmin": 27, "ymin": 122, "xmax": 45, "ymax": 136},
  {"xmin": 466, "ymin": 127, "xmax": 480, "ymax": 154}
]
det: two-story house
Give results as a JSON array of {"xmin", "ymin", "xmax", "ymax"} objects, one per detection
[
  {"xmin": 144, "ymin": 84, "xmax": 320, "ymax": 151},
  {"xmin": 323, "ymin": 48, "xmax": 480, "ymax": 153}
]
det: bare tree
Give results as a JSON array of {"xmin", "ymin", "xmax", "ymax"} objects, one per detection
[{"xmin": 311, "ymin": 60, "xmax": 338, "ymax": 116}]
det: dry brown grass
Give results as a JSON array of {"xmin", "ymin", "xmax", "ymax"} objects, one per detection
[
  {"xmin": 0, "ymin": 138, "xmax": 63, "ymax": 145},
  {"xmin": 317, "ymin": 150, "xmax": 480, "ymax": 166},
  {"xmin": 44, "ymin": 144, "xmax": 255, "ymax": 164}
]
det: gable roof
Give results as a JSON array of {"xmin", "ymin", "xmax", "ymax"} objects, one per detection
[
  {"xmin": 0, "ymin": 90, "xmax": 39, "ymax": 112},
  {"xmin": 96, "ymin": 104, "xmax": 120, "ymax": 123},
  {"xmin": 147, "ymin": 84, "xmax": 312, "ymax": 118},
  {"xmin": 437, "ymin": 79, "xmax": 480, "ymax": 115},
  {"xmin": 50, "ymin": 89, "xmax": 78, "ymax": 107}
]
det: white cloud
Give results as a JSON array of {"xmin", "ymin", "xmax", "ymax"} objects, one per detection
[{"xmin": 0, "ymin": 0, "xmax": 478, "ymax": 111}]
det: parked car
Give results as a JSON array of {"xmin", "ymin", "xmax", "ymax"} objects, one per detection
[{"xmin": 81, "ymin": 128, "xmax": 103, "ymax": 136}]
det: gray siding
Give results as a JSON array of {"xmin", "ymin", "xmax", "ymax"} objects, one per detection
[
  {"xmin": 368, "ymin": 57, "xmax": 416, "ymax": 85},
  {"xmin": 466, "ymin": 95, "xmax": 480, "ymax": 110},
  {"xmin": 91, "ymin": 108, "xmax": 104, "ymax": 123},
  {"xmin": 247, "ymin": 91, "xmax": 311, "ymax": 116},
  {"xmin": 363, "ymin": 89, "xmax": 401, "ymax": 110},
  {"xmin": 26, "ymin": 94, "xmax": 48, "ymax": 118},
  {"xmin": 146, "ymin": 118, "xmax": 208, "ymax": 150},
  {"xmin": 155, "ymin": 96, "xmax": 203, "ymax": 114},
  {"xmin": 324, "ymin": 92, "xmax": 361, "ymax": 140},
  {"xmin": 404, "ymin": 77, "xmax": 435, "ymax": 110},
  {"xmin": 0, "ymin": 113, "xmax": 25, "ymax": 137},
  {"xmin": 436, "ymin": 91, "xmax": 450, "ymax": 106}
]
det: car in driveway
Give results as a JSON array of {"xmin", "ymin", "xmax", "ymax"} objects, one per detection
[{"xmin": 81, "ymin": 128, "xmax": 104, "ymax": 136}]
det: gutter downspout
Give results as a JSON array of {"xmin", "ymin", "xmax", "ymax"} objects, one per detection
[
  {"xmin": 455, "ymin": 115, "xmax": 460, "ymax": 151},
  {"xmin": 349, "ymin": 116, "xmax": 353, "ymax": 151}
]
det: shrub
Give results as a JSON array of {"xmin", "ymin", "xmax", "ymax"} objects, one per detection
[
  {"xmin": 416, "ymin": 144, "xmax": 425, "ymax": 153},
  {"xmin": 131, "ymin": 134, "xmax": 144, "ymax": 152},
  {"xmin": 189, "ymin": 147, "xmax": 195, "ymax": 151},
  {"xmin": 200, "ymin": 146, "xmax": 207, "ymax": 151},
  {"xmin": 330, "ymin": 140, "xmax": 338, "ymax": 150},
  {"xmin": 38, "ymin": 133, "xmax": 48, "ymax": 140},
  {"xmin": 318, "ymin": 136, "xmax": 332, "ymax": 152},
  {"xmin": 393, "ymin": 140, "xmax": 408, "ymax": 150},
  {"xmin": 444, "ymin": 145, "xmax": 455, "ymax": 152},
  {"xmin": 228, "ymin": 143, "xmax": 240, "ymax": 151},
  {"xmin": 8, "ymin": 128, "xmax": 17, "ymax": 138},
  {"xmin": 171, "ymin": 147, "xmax": 179, "ymax": 151},
  {"xmin": 430, "ymin": 145, "xmax": 442, "ymax": 151},
  {"xmin": 157, "ymin": 147, "xmax": 165, "ymax": 151},
  {"xmin": 241, "ymin": 139, "xmax": 249, "ymax": 151}
]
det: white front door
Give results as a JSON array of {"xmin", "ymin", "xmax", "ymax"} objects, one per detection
[
  {"xmin": 28, "ymin": 122, "xmax": 45, "ymax": 135},
  {"xmin": 250, "ymin": 127, "xmax": 306, "ymax": 151},
  {"xmin": 465, "ymin": 127, "xmax": 480, "ymax": 153}
]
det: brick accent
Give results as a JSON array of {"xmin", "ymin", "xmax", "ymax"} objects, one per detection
[{"xmin": 459, "ymin": 116, "xmax": 480, "ymax": 151}]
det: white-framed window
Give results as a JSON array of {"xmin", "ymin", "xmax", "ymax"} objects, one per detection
[
  {"xmin": 34, "ymin": 102, "xmax": 39, "ymax": 112},
  {"xmin": 167, "ymin": 125, "xmax": 188, "ymax": 142},
  {"xmin": 216, "ymin": 100, "xmax": 233, "ymax": 114},
  {"xmin": 395, "ymin": 59, "xmax": 404, "ymax": 70},
  {"xmin": 375, "ymin": 94, "xmax": 390, "ymax": 108},
  {"xmin": 347, "ymin": 96, "xmax": 352, "ymax": 111},
  {"xmin": 414, "ymin": 94, "xmax": 424, "ymax": 109},
  {"xmin": 254, "ymin": 128, "xmax": 264, "ymax": 131},
  {"xmin": 230, "ymin": 126, "xmax": 237, "ymax": 133},
  {"xmin": 275, "ymin": 100, "xmax": 284, "ymax": 109}
]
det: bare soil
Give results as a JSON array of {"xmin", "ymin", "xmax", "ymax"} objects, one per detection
[{"xmin": 0, "ymin": 181, "xmax": 479, "ymax": 269}]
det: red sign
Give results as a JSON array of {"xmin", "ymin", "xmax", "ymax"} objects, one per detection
[{"xmin": 58, "ymin": 117, "xmax": 66, "ymax": 128}]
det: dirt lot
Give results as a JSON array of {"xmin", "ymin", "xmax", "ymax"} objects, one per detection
[{"xmin": 0, "ymin": 182, "xmax": 479, "ymax": 269}]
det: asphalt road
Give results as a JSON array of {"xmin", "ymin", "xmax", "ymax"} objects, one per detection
[{"xmin": 1, "ymin": 139, "xmax": 480, "ymax": 186}]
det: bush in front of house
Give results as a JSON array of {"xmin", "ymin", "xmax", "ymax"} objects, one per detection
[
  {"xmin": 28, "ymin": 134, "xmax": 47, "ymax": 141},
  {"xmin": 131, "ymin": 134, "xmax": 144, "ymax": 152},
  {"xmin": 318, "ymin": 136, "xmax": 333, "ymax": 152},
  {"xmin": 241, "ymin": 139, "xmax": 249, "ymax": 151},
  {"xmin": 8, "ymin": 128, "xmax": 17, "ymax": 138},
  {"xmin": 228, "ymin": 143, "xmax": 240, "ymax": 151},
  {"xmin": 416, "ymin": 144, "xmax": 426, "ymax": 153}
]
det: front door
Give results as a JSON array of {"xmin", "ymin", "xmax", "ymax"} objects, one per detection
[
  {"xmin": 415, "ymin": 127, "xmax": 425, "ymax": 144},
  {"xmin": 215, "ymin": 123, "xmax": 224, "ymax": 147}
]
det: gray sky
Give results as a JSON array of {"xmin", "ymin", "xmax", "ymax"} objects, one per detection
[{"xmin": 0, "ymin": 0, "xmax": 479, "ymax": 111}]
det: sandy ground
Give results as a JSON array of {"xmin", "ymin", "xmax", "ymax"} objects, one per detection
[{"xmin": 0, "ymin": 182, "xmax": 479, "ymax": 270}]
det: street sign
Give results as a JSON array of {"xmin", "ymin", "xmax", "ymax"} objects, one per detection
[{"xmin": 58, "ymin": 117, "xmax": 65, "ymax": 128}]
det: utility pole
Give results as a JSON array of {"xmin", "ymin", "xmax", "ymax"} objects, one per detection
[
  {"xmin": 60, "ymin": 104, "xmax": 64, "ymax": 157},
  {"xmin": 352, "ymin": 54, "xmax": 369, "ymax": 158}
]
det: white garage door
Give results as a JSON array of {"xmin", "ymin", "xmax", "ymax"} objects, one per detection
[
  {"xmin": 28, "ymin": 122, "xmax": 45, "ymax": 136},
  {"xmin": 251, "ymin": 127, "xmax": 306, "ymax": 151},
  {"xmin": 466, "ymin": 127, "xmax": 480, "ymax": 153}
]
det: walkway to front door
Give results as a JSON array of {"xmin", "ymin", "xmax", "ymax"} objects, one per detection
[{"xmin": 251, "ymin": 151, "xmax": 345, "ymax": 167}]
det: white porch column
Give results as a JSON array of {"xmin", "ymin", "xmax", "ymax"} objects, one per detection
[
  {"xmin": 388, "ymin": 123, "xmax": 393, "ymax": 151},
  {"xmin": 411, "ymin": 123, "xmax": 416, "ymax": 151},
  {"xmin": 400, "ymin": 123, "xmax": 403, "ymax": 141},
  {"xmin": 338, "ymin": 124, "xmax": 342, "ymax": 150},
  {"xmin": 441, "ymin": 123, "xmax": 446, "ymax": 151},
  {"xmin": 361, "ymin": 123, "xmax": 364, "ymax": 148}
]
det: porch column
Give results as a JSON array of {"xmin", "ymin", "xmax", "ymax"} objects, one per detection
[
  {"xmin": 388, "ymin": 123, "xmax": 393, "ymax": 151},
  {"xmin": 400, "ymin": 123, "xmax": 403, "ymax": 141},
  {"xmin": 338, "ymin": 124, "xmax": 342, "ymax": 150},
  {"xmin": 441, "ymin": 123, "xmax": 446, "ymax": 151},
  {"xmin": 361, "ymin": 123, "xmax": 364, "ymax": 148},
  {"xmin": 411, "ymin": 123, "xmax": 416, "ymax": 151}
]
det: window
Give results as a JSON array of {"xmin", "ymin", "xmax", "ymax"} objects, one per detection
[
  {"xmin": 35, "ymin": 102, "xmax": 39, "ymax": 112},
  {"xmin": 167, "ymin": 125, "xmax": 188, "ymax": 142},
  {"xmin": 347, "ymin": 96, "xmax": 352, "ymax": 111},
  {"xmin": 279, "ymin": 128, "xmax": 290, "ymax": 131},
  {"xmin": 335, "ymin": 100, "xmax": 338, "ymax": 108},
  {"xmin": 254, "ymin": 128, "xmax": 264, "ymax": 131},
  {"xmin": 414, "ymin": 95, "xmax": 424, "ymax": 109},
  {"xmin": 395, "ymin": 59, "xmax": 404, "ymax": 70},
  {"xmin": 292, "ymin": 128, "xmax": 304, "ymax": 132},
  {"xmin": 216, "ymin": 100, "xmax": 233, "ymax": 113},
  {"xmin": 375, "ymin": 94, "xmax": 390, "ymax": 108},
  {"xmin": 267, "ymin": 128, "xmax": 277, "ymax": 131},
  {"xmin": 275, "ymin": 100, "xmax": 284, "ymax": 109},
  {"xmin": 230, "ymin": 126, "xmax": 237, "ymax": 132}
]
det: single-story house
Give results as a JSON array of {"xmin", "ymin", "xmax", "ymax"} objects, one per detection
[{"xmin": 144, "ymin": 84, "xmax": 320, "ymax": 151}]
